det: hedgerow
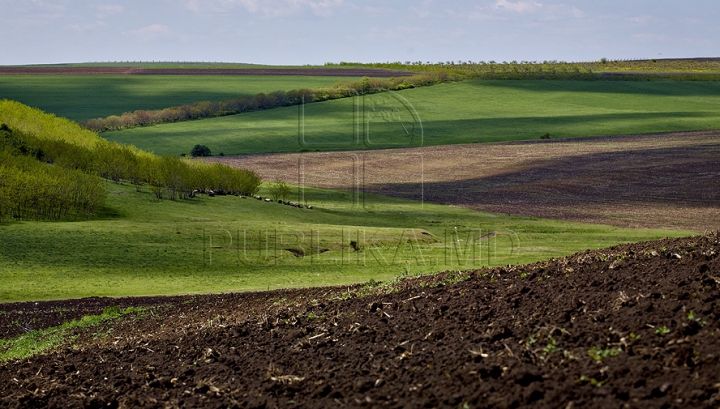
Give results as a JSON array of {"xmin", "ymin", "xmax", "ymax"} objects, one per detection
[{"xmin": 0, "ymin": 101, "xmax": 262, "ymax": 222}]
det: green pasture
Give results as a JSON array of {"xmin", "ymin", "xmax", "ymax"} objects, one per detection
[
  {"xmin": 106, "ymin": 79, "xmax": 720, "ymax": 156},
  {"xmin": 0, "ymin": 181, "xmax": 692, "ymax": 303},
  {"xmin": 0, "ymin": 75, "xmax": 367, "ymax": 121}
]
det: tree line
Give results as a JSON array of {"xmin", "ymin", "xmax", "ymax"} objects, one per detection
[
  {"xmin": 0, "ymin": 101, "xmax": 263, "ymax": 222},
  {"xmin": 328, "ymin": 59, "xmax": 720, "ymax": 81},
  {"xmin": 0, "ymin": 125, "xmax": 106, "ymax": 221},
  {"xmin": 81, "ymin": 72, "xmax": 453, "ymax": 132},
  {"xmin": 332, "ymin": 60, "xmax": 597, "ymax": 80},
  {"xmin": 75, "ymin": 59, "xmax": 720, "ymax": 133}
]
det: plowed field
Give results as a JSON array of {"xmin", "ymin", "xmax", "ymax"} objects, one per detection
[
  {"xmin": 215, "ymin": 130, "xmax": 720, "ymax": 232},
  {"xmin": 1, "ymin": 233, "xmax": 719, "ymax": 408}
]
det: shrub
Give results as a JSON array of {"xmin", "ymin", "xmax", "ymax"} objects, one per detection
[
  {"xmin": 190, "ymin": 144, "xmax": 211, "ymax": 157},
  {"xmin": 268, "ymin": 179, "xmax": 291, "ymax": 202}
]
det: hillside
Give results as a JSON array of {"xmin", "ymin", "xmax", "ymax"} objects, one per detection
[
  {"xmin": 0, "ymin": 74, "xmax": 395, "ymax": 121},
  {"xmin": 106, "ymin": 79, "xmax": 720, "ymax": 156},
  {"xmin": 0, "ymin": 233, "xmax": 718, "ymax": 408},
  {"xmin": 2, "ymin": 98, "xmax": 697, "ymax": 304},
  {"xmin": 0, "ymin": 100, "xmax": 261, "ymax": 222}
]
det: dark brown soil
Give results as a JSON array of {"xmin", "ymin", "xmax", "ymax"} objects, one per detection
[
  {"xmin": 0, "ymin": 67, "xmax": 412, "ymax": 77},
  {"xmin": 0, "ymin": 296, "xmax": 193, "ymax": 340},
  {"xmin": 1, "ymin": 233, "xmax": 719, "ymax": 408},
  {"xmin": 215, "ymin": 130, "xmax": 720, "ymax": 232}
]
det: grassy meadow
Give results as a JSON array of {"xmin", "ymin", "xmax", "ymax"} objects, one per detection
[
  {"xmin": 0, "ymin": 75, "xmax": 369, "ymax": 121},
  {"xmin": 0, "ymin": 180, "xmax": 693, "ymax": 302},
  {"xmin": 1, "ymin": 69, "xmax": 715, "ymax": 303},
  {"xmin": 105, "ymin": 79, "xmax": 720, "ymax": 156}
]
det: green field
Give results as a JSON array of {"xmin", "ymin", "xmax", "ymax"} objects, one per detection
[
  {"xmin": 0, "ymin": 180, "xmax": 692, "ymax": 302},
  {"xmin": 1, "ymin": 72, "xmax": 715, "ymax": 303},
  {"xmin": 0, "ymin": 75, "xmax": 368, "ymax": 121},
  {"xmin": 105, "ymin": 80, "xmax": 720, "ymax": 156}
]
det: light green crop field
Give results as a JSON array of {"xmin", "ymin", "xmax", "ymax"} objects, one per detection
[
  {"xmin": 105, "ymin": 79, "xmax": 720, "ymax": 156},
  {"xmin": 0, "ymin": 75, "xmax": 367, "ymax": 121},
  {"xmin": 0, "ymin": 181, "xmax": 692, "ymax": 303}
]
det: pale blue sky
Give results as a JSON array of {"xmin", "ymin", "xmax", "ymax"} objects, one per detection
[{"xmin": 1, "ymin": 0, "xmax": 717, "ymax": 65}]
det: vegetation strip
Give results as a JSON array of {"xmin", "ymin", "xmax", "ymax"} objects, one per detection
[
  {"xmin": 0, "ymin": 306, "xmax": 150, "ymax": 361},
  {"xmin": 0, "ymin": 100, "xmax": 261, "ymax": 222},
  {"xmin": 81, "ymin": 72, "xmax": 449, "ymax": 132},
  {"xmin": 336, "ymin": 58, "xmax": 720, "ymax": 79}
]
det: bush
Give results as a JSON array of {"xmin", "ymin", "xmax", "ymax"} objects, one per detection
[
  {"xmin": 190, "ymin": 144, "xmax": 211, "ymax": 157},
  {"xmin": 268, "ymin": 179, "xmax": 291, "ymax": 202}
]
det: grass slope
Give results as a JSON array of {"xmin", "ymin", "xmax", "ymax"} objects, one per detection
[
  {"xmin": 0, "ymin": 75, "xmax": 368, "ymax": 121},
  {"xmin": 0, "ymin": 99, "xmax": 104, "ymax": 148},
  {"xmin": 0, "ymin": 180, "xmax": 692, "ymax": 302},
  {"xmin": 106, "ymin": 80, "xmax": 720, "ymax": 156}
]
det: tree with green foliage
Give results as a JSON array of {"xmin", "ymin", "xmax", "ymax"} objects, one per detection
[
  {"xmin": 268, "ymin": 179, "xmax": 291, "ymax": 202},
  {"xmin": 0, "ymin": 148, "xmax": 107, "ymax": 221},
  {"xmin": 0, "ymin": 101, "xmax": 263, "ymax": 217},
  {"xmin": 191, "ymin": 144, "xmax": 211, "ymax": 157}
]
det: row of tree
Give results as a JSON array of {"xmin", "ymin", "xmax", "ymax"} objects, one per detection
[
  {"xmin": 0, "ymin": 103, "xmax": 263, "ymax": 222},
  {"xmin": 81, "ymin": 72, "xmax": 453, "ymax": 132},
  {"xmin": 0, "ymin": 147, "xmax": 106, "ymax": 221},
  {"xmin": 329, "ymin": 60, "xmax": 720, "ymax": 81},
  {"xmin": 2, "ymin": 123, "xmax": 262, "ymax": 197},
  {"xmin": 331, "ymin": 61, "xmax": 597, "ymax": 80}
]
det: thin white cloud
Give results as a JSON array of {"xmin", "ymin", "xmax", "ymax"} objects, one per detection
[
  {"xmin": 410, "ymin": 0, "xmax": 433, "ymax": 18},
  {"xmin": 303, "ymin": 0, "xmax": 344, "ymax": 17},
  {"xmin": 185, "ymin": 0, "xmax": 256, "ymax": 14},
  {"xmin": 10, "ymin": 0, "xmax": 66, "ymax": 22},
  {"xmin": 366, "ymin": 26, "xmax": 424, "ymax": 41},
  {"xmin": 124, "ymin": 24, "xmax": 171, "ymax": 40},
  {"xmin": 94, "ymin": 4, "xmax": 124, "ymax": 18},
  {"xmin": 362, "ymin": 5, "xmax": 392, "ymax": 16},
  {"xmin": 467, "ymin": 9, "xmax": 503, "ymax": 21},
  {"xmin": 633, "ymin": 33, "xmax": 669, "ymax": 42},
  {"xmin": 540, "ymin": 4, "xmax": 586, "ymax": 21},
  {"xmin": 470, "ymin": 1, "xmax": 584, "ymax": 21},
  {"xmin": 138, "ymin": 24, "xmax": 170, "ymax": 34},
  {"xmin": 64, "ymin": 21, "xmax": 108, "ymax": 33},
  {"xmin": 680, "ymin": 37, "xmax": 713, "ymax": 47},
  {"xmin": 493, "ymin": 0, "xmax": 542, "ymax": 13},
  {"xmin": 629, "ymin": 15, "xmax": 662, "ymax": 25},
  {"xmin": 25, "ymin": 0, "xmax": 66, "ymax": 13},
  {"xmin": 185, "ymin": 0, "xmax": 345, "ymax": 17}
]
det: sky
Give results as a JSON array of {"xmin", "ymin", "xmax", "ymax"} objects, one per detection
[{"xmin": 0, "ymin": 0, "xmax": 718, "ymax": 65}]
